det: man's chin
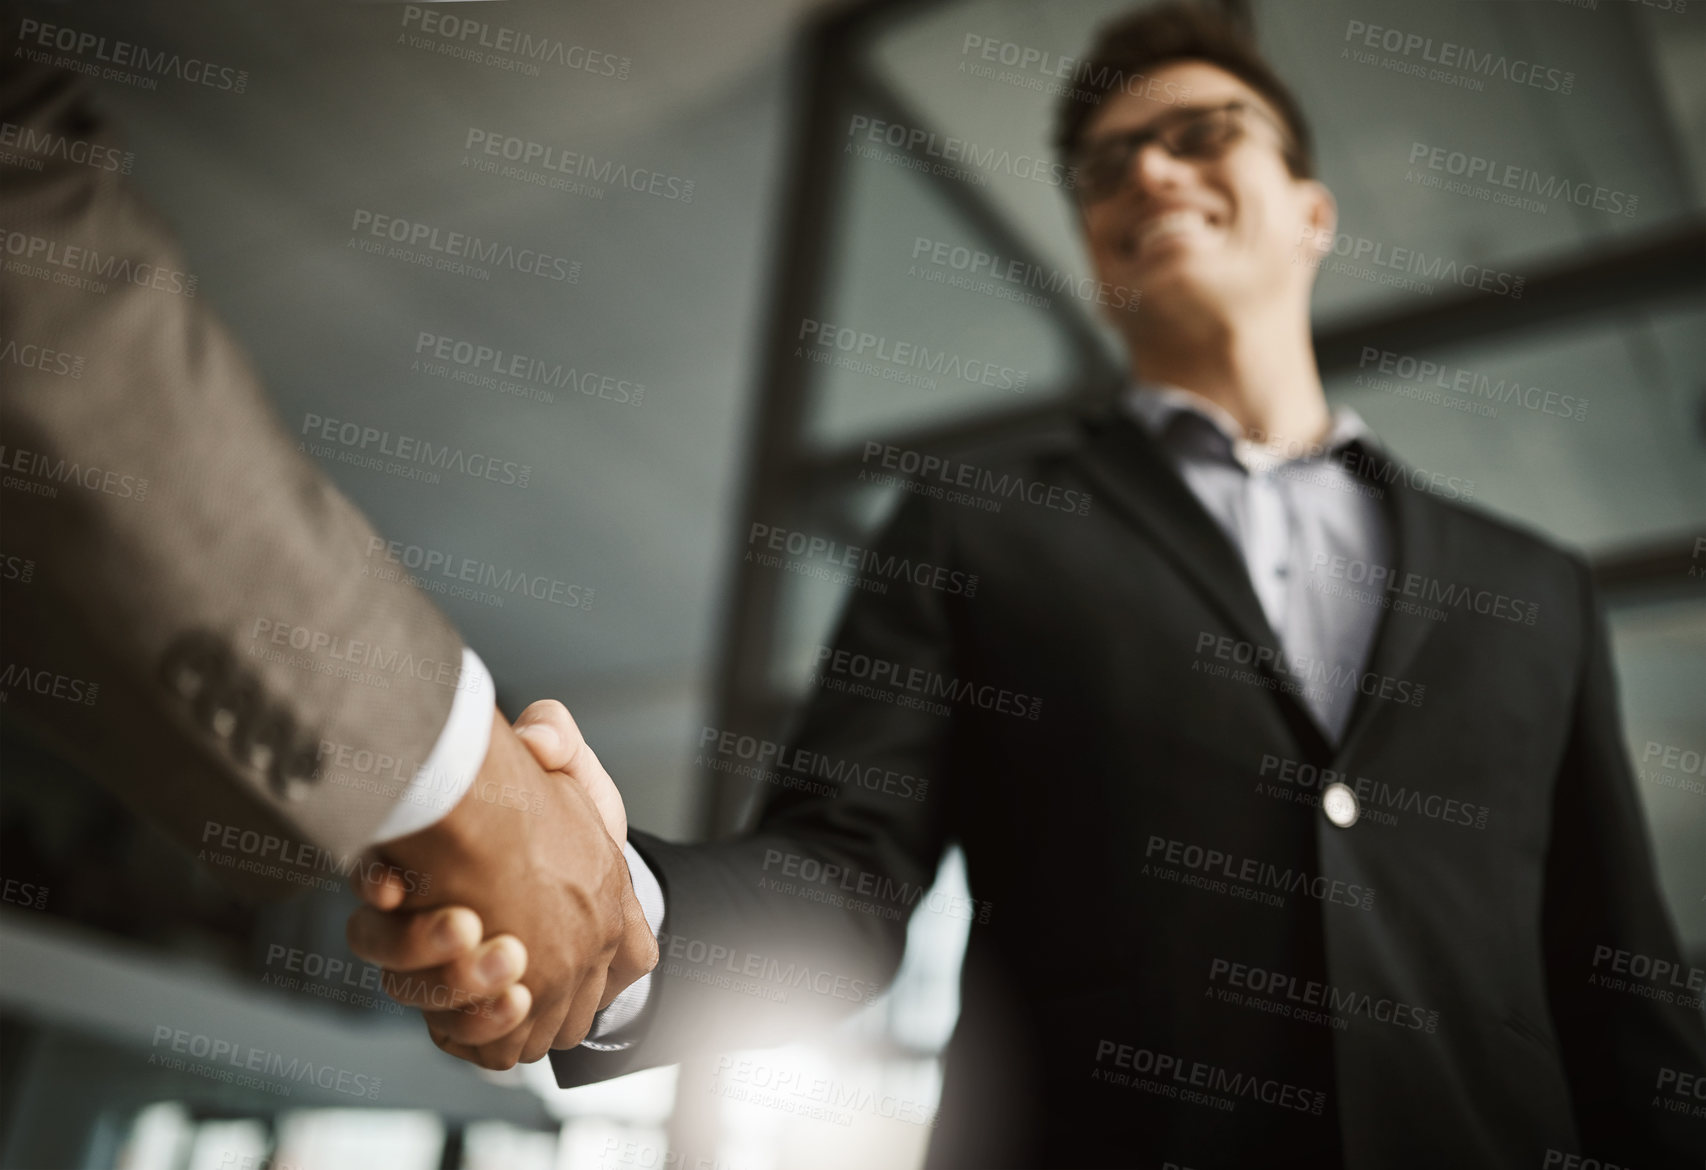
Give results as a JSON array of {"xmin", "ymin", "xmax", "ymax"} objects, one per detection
[{"xmin": 1126, "ymin": 258, "xmax": 1212, "ymax": 306}]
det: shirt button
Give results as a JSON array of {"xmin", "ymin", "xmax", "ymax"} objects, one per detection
[{"xmin": 1322, "ymin": 782, "xmax": 1360, "ymax": 828}]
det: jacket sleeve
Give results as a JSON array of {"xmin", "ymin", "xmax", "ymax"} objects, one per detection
[
  {"xmin": 1541, "ymin": 557, "xmax": 1706, "ymax": 1164},
  {"xmin": 552, "ymin": 493, "xmax": 964, "ymax": 1085},
  {"xmin": 0, "ymin": 62, "xmax": 467, "ymax": 878}
]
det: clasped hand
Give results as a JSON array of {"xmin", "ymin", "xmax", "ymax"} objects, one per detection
[{"xmin": 345, "ymin": 700, "xmax": 655, "ymax": 1069}]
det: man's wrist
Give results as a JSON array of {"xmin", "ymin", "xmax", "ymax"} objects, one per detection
[
  {"xmin": 369, "ymin": 647, "xmax": 494, "ymax": 844},
  {"xmin": 582, "ymin": 842, "xmax": 666, "ymax": 1048}
]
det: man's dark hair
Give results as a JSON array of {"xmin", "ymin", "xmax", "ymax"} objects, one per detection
[{"xmin": 1053, "ymin": 2, "xmax": 1314, "ymax": 179}]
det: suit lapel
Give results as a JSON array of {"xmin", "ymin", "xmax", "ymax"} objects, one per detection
[
  {"xmin": 1075, "ymin": 411, "xmax": 1280, "ymax": 651},
  {"xmin": 1073, "ymin": 413, "xmax": 1457, "ymax": 760},
  {"xmin": 1332, "ymin": 444, "xmax": 1446, "ymax": 758},
  {"xmin": 1073, "ymin": 412, "xmax": 1337, "ymax": 754},
  {"xmin": 1337, "ymin": 450, "xmax": 1446, "ymax": 760}
]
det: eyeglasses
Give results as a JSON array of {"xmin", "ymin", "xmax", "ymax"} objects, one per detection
[{"xmin": 1071, "ymin": 101, "xmax": 1294, "ymax": 203}]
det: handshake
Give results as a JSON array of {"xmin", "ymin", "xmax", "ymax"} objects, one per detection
[{"xmin": 344, "ymin": 701, "xmax": 658, "ymax": 1069}]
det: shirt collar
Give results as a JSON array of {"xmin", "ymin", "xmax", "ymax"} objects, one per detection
[{"xmin": 1122, "ymin": 381, "xmax": 1373, "ymax": 474}]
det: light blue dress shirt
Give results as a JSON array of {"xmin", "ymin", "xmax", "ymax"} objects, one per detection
[{"xmin": 1124, "ymin": 382, "xmax": 1391, "ymax": 742}]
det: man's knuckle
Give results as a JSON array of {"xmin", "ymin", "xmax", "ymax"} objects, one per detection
[
  {"xmin": 527, "ymin": 698, "xmax": 568, "ymax": 728},
  {"xmin": 414, "ymin": 913, "xmax": 448, "ymax": 948},
  {"xmin": 345, "ymin": 915, "xmax": 374, "ymax": 954}
]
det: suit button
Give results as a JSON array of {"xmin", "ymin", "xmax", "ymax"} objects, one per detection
[
  {"xmin": 169, "ymin": 665, "xmax": 204, "ymax": 699},
  {"xmin": 1322, "ymin": 782, "xmax": 1359, "ymax": 828},
  {"xmin": 271, "ymin": 770, "xmax": 313, "ymax": 802}
]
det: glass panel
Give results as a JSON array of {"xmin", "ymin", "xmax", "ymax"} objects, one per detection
[
  {"xmin": 864, "ymin": 0, "xmax": 1167, "ymax": 282},
  {"xmin": 868, "ymin": 0, "xmax": 1705, "ymax": 329},
  {"xmin": 1325, "ymin": 299, "xmax": 1706, "ymax": 552},
  {"xmin": 803, "ymin": 83, "xmax": 1098, "ymax": 450},
  {"xmin": 1255, "ymin": 0, "xmax": 1703, "ymax": 326}
]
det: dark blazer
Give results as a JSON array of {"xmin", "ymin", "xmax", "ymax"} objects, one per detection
[{"xmin": 554, "ymin": 409, "xmax": 1706, "ymax": 1168}]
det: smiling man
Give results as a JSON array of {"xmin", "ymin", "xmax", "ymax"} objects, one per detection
[{"xmin": 357, "ymin": 5, "xmax": 1705, "ymax": 1166}]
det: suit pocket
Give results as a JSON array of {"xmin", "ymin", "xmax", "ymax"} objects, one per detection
[{"xmin": 1492, "ymin": 1011, "xmax": 1578, "ymax": 1148}]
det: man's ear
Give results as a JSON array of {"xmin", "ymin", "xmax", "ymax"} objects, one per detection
[{"xmin": 1303, "ymin": 180, "xmax": 1337, "ymax": 255}]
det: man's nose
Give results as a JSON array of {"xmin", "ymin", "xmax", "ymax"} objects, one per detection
[{"xmin": 1127, "ymin": 140, "xmax": 1194, "ymax": 192}]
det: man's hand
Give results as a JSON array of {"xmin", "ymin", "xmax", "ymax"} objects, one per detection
[
  {"xmin": 345, "ymin": 903, "xmax": 532, "ymax": 1040},
  {"xmin": 346, "ymin": 701, "xmax": 657, "ymax": 1068}
]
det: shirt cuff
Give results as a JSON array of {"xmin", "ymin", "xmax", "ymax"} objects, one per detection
[
  {"xmin": 580, "ymin": 840, "xmax": 666, "ymax": 1050},
  {"xmin": 367, "ymin": 647, "xmax": 494, "ymax": 844}
]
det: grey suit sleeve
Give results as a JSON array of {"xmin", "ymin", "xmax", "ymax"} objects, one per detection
[{"xmin": 0, "ymin": 62, "xmax": 468, "ymax": 875}]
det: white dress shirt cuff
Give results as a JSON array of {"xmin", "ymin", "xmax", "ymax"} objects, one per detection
[
  {"xmin": 581, "ymin": 841, "xmax": 666, "ymax": 1050},
  {"xmin": 367, "ymin": 647, "xmax": 494, "ymax": 844}
]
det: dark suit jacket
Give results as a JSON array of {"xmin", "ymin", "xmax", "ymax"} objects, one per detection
[{"xmin": 554, "ymin": 410, "xmax": 1706, "ymax": 1168}]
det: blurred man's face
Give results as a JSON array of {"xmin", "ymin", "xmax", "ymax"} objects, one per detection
[{"xmin": 1074, "ymin": 60, "xmax": 1334, "ymax": 325}]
